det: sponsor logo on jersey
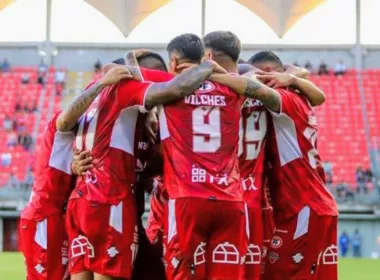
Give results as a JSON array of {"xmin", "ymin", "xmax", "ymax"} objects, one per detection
[
  {"xmin": 184, "ymin": 94, "xmax": 226, "ymax": 107},
  {"xmin": 308, "ymin": 114, "xmax": 317, "ymax": 126},
  {"xmin": 62, "ymin": 239, "xmax": 69, "ymax": 265},
  {"xmin": 268, "ymin": 252, "xmax": 279, "ymax": 264},
  {"xmin": 196, "ymin": 81, "xmax": 215, "ymax": 93},
  {"xmin": 191, "ymin": 166, "xmax": 228, "ymax": 186},
  {"xmin": 262, "ymin": 246, "xmax": 268, "ymax": 258},
  {"xmin": 270, "ymin": 236, "xmax": 283, "ymax": 248},
  {"xmin": 292, "ymin": 253, "xmax": 304, "ymax": 263},
  {"xmin": 242, "ymin": 176, "xmax": 258, "ymax": 191}
]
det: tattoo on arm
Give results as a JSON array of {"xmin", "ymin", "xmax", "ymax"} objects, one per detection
[
  {"xmin": 244, "ymin": 78, "xmax": 281, "ymax": 112},
  {"xmin": 145, "ymin": 61, "xmax": 214, "ymax": 106},
  {"xmin": 57, "ymin": 81, "xmax": 105, "ymax": 132}
]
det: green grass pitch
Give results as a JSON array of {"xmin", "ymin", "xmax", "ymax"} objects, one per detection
[{"xmin": 0, "ymin": 252, "xmax": 379, "ymax": 279}]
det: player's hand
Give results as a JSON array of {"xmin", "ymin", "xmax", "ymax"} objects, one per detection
[
  {"xmin": 256, "ymin": 72, "xmax": 295, "ymax": 89},
  {"xmin": 100, "ymin": 64, "xmax": 133, "ymax": 86},
  {"xmin": 71, "ymin": 149, "xmax": 93, "ymax": 176},
  {"xmin": 145, "ymin": 108, "xmax": 158, "ymax": 144}
]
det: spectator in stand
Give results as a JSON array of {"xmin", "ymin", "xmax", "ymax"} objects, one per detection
[
  {"xmin": 22, "ymin": 167, "xmax": 34, "ymax": 188},
  {"xmin": 336, "ymin": 181, "xmax": 347, "ymax": 198},
  {"xmin": 339, "ymin": 231, "xmax": 350, "ymax": 257},
  {"xmin": 318, "ymin": 60, "xmax": 329, "ymax": 75},
  {"xmin": 18, "ymin": 132, "xmax": 33, "ymax": 151},
  {"xmin": 1, "ymin": 152, "xmax": 12, "ymax": 167},
  {"xmin": 352, "ymin": 229, "xmax": 362, "ymax": 257},
  {"xmin": 37, "ymin": 71, "xmax": 45, "ymax": 85},
  {"xmin": 8, "ymin": 172, "xmax": 19, "ymax": 188},
  {"xmin": 15, "ymin": 99, "xmax": 22, "ymax": 112},
  {"xmin": 94, "ymin": 59, "xmax": 102, "ymax": 73},
  {"xmin": 335, "ymin": 59, "xmax": 346, "ymax": 76},
  {"xmin": 3, "ymin": 115, "xmax": 13, "ymax": 131},
  {"xmin": 1, "ymin": 58, "xmax": 10, "ymax": 72},
  {"xmin": 37, "ymin": 60, "xmax": 47, "ymax": 85},
  {"xmin": 304, "ymin": 60, "xmax": 313, "ymax": 73},
  {"xmin": 7, "ymin": 131, "xmax": 17, "ymax": 147},
  {"xmin": 55, "ymin": 67, "xmax": 66, "ymax": 85},
  {"xmin": 38, "ymin": 60, "xmax": 48, "ymax": 73},
  {"xmin": 21, "ymin": 73, "xmax": 30, "ymax": 84},
  {"xmin": 356, "ymin": 165, "xmax": 368, "ymax": 193},
  {"xmin": 323, "ymin": 160, "xmax": 333, "ymax": 181}
]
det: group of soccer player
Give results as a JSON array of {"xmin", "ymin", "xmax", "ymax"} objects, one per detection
[{"xmin": 19, "ymin": 30, "xmax": 338, "ymax": 280}]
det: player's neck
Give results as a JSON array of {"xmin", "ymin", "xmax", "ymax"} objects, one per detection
[{"xmin": 214, "ymin": 59, "xmax": 238, "ymax": 74}]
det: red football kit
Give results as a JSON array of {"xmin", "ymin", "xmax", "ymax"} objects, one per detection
[
  {"xmin": 263, "ymin": 89, "xmax": 338, "ymax": 280},
  {"xmin": 20, "ymin": 111, "xmax": 74, "ymax": 280},
  {"xmin": 152, "ymin": 73, "xmax": 247, "ymax": 279},
  {"xmin": 239, "ymin": 98, "xmax": 272, "ymax": 279},
  {"xmin": 66, "ymin": 77, "xmax": 153, "ymax": 278}
]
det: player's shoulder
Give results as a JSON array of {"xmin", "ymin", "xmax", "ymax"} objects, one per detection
[{"xmin": 140, "ymin": 67, "xmax": 174, "ymax": 82}]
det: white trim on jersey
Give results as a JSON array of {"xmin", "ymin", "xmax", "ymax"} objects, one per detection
[
  {"xmin": 110, "ymin": 106, "xmax": 140, "ymax": 155},
  {"xmin": 34, "ymin": 219, "xmax": 48, "ymax": 250},
  {"xmin": 158, "ymin": 105, "xmax": 170, "ymax": 141},
  {"xmin": 270, "ymin": 112, "xmax": 302, "ymax": 166},
  {"xmin": 49, "ymin": 130, "xmax": 75, "ymax": 174},
  {"xmin": 293, "ymin": 206, "xmax": 310, "ymax": 240}
]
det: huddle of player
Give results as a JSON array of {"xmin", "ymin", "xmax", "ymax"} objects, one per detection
[{"xmin": 19, "ymin": 31, "xmax": 338, "ymax": 280}]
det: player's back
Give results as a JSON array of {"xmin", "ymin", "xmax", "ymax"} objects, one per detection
[
  {"xmin": 22, "ymin": 111, "xmax": 75, "ymax": 220},
  {"xmin": 239, "ymin": 98, "xmax": 269, "ymax": 208},
  {"xmin": 266, "ymin": 89, "xmax": 338, "ymax": 221},
  {"xmin": 159, "ymin": 80, "xmax": 244, "ymax": 201},
  {"xmin": 72, "ymin": 79, "xmax": 151, "ymax": 204}
]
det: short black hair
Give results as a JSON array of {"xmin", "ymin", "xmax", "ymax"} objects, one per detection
[
  {"xmin": 137, "ymin": 52, "xmax": 168, "ymax": 72},
  {"xmin": 112, "ymin": 58, "xmax": 125, "ymax": 65},
  {"xmin": 248, "ymin": 51, "xmax": 284, "ymax": 68},
  {"xmin": 203, "ymin": 31, "xmax": 241, "ymax": 62},
  {"xmin": 238, "ymin": 58, "xmax": 246, "ymax": 64},
  {"xmin": 166, "ymin": 33, "xmax": 204, "ymax": 63}
]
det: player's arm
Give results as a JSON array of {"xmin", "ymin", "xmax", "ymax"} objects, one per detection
[
  {"xmin": 257, "ymin": 72, "xmax": 326, "ymax": 106},
  {"xmin": 123, "ymin": 49, "xmax": 152, "ymax": 80},
  {"xmin": 209, "ymin": 71, "xmax": 281, "ymax": 113},
  {"xmin": 144, "ymin": 60, "xmax": 226, "ymax": 106},
  {"xmin": 56, "ymin": 65, "xmax": 134, "ymax": 132}
]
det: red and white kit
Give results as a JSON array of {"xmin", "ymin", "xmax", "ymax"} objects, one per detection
[
  {"xmin": 239, "ymin": 98, "xmax": 272, "ymax": 279},
  {"xmin": 66, "ymin": 77, "xmax": 153, "ymax": 278},
  {"xmin": 263, "ymin": 89, "xmax": 338, "ymax": 280},
  {"xmin": 20, "ymin": 111, "xmax": 74, "ymax": 280},
  {"xmin": 151, "ymin": 71, "xmax": 248, "ymax": 279}
]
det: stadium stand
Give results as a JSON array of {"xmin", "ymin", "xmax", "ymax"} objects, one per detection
[{"xmin": 0, "ymin": 66, "xmax": 63, "ymax": 187}]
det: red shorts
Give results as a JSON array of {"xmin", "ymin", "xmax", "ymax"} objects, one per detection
[
  {"xmin": 66, "ymin": 197, "xmax": 137, "ymax": 278},
  {"xmin": 261, "ymin": 206, "xmax": 275, "ymax": 274},
  {"xmin": 245, "ymin": 207, "xmax": 263, "ymax": 280},
  {"xmin": 164, "ymin": 198, "xmax": 248, "ymax": 280},
  {"xmin": 263, "ymin": 206, "xmax": 338, "ymax": 280},
  {"xmin": 19, "ymin": 215, "xmax": 69, "ymax": 280},
  {"xmin": 132, "ymin": 228, "xmax": 166, "ymax": 280}
]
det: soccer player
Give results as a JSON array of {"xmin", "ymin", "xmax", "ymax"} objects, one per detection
[
  {"xmin": 143, "ymin": 33, "xmax": 248, "ymax": 280},
  {"xmin": 210, "ymin": 50, "xmax": 338, "ymax": 280},
  {"xmin": 203, "ymin": 31, "xmax": 326, "ymax": 280},
  {"xmin": 65, "ymin": 57, "xmax": 225, "ymax": 280},
  {"xmin": 19, "ymin": 65, "xmax": 135, "ymax": 280}
]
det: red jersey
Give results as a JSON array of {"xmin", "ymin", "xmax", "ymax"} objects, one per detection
[
  {"xmin": 239, "ymin": 99, "xmax": 269, "ymax": 209},
  {"xmin": 70, "ymin": 79, "xmax": 152, "ymax": 204},
  {"xmin": 152, "ymin": 75, "xmax": 244, "ymax": 201},
  {"xmin": 266, "ymin": 89, "xmax": 338, "ymax": 220},
  {"xmin": 22, "ymin": 112, "xmax": 75, "ymax": 220}
]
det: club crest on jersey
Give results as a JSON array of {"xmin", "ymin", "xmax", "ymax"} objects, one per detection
[
  {"xmin": 196, "ymin": 81, "xmax": 215, "ymax": 93},
  {"xmin": 270, "ymin": 236, "xmax": 283, "ymax": 249}
]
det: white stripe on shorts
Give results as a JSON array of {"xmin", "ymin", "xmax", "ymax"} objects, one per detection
[
  {"xmin": 293, "ymin": 205, "xmax": 310, "ymax": 240},
  {"xmin": 168, "ymin": 199, "xmax": 177, "ymax": 244}
]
